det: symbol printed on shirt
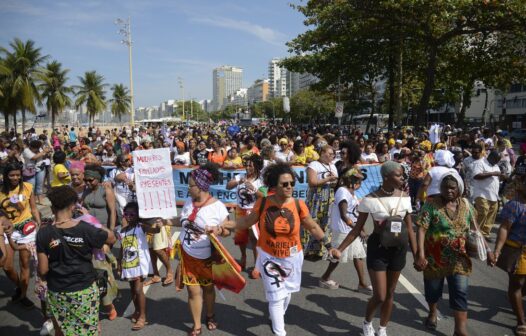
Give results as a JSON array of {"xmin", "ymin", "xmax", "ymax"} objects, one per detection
[
  {"xmin": 122, "ymin": 235, "xmax": 139, "ymax": 269},
  {"xmin": 237, "ymin": 186, "xmax": 255, "ymax": 208},
  {"xmin": 263, "ymin": 260, "xmax": 292, "ymax": 288},
  {"xmin": 182, "ymin": 219, "xmax": 203, "ymax": 246}
]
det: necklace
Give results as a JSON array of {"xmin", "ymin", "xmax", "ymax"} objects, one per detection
[
  {"xmin": 380, "ymin": 186, "xmax": 394, "ymax": 195},
  {"xmin": 54, "ymin": 218, "xmax": 72, "ymax": 226}
]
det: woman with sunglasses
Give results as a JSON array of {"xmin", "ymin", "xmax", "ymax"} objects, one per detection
[
  {"xmin": 81, "ymin": 165, "xmax": 119, "ymax": 321},
  {"xmin": 216, "ymin": 162, "xmax": 337, "ymax": 336},
  {"xmin": 178, "ymin": 163, "xmax": 232, "ymax": 336},
  {"xmin": 0, "ymin": 161, "xmax": 41, "ymax": 309},
  {"xmin": 303, "ymin": 144, "xmax": 339, "ymax": 260},
  {"xmin": 226, "ymin": 154, "xmax": 264, "ymax": 278}
]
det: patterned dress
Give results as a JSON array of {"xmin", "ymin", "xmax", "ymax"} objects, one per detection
[{"xmin": 416, "ymin": 197, "xmax": 474, "ymax": 279}]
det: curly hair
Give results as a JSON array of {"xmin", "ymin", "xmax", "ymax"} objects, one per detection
[
  {"xmin": 263, "ymin": 162, "xmax": 295, "ymax": 188},
  {"xmin": 200, "ymin": 162, "xmax": 221, "ymax": 183},
  {"xmin": 48, "ymin": 186, "xmax": 79, "ymax": 210}
]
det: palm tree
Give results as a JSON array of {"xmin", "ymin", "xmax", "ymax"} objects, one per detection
[
  {"xmin": 74, "ymin": 71, "xmax": 107, "ymax": 127},
  {"xmin": 39, "ymin": 61, "xmax": 72, "ymax": 131},
  {"xmin": 0, "ymin": 38, "xmax": 48, "ymax": 132},
  {"xmin": 109, "ymin": 83, "xmax": 131, "ymax": 122},
  {"xmin": 0, "ymin": 57, "xmax": 14, "ymax": 131}
]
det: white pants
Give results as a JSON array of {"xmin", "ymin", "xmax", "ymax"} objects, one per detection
[{"xmin": 269, "ymin": 293, "xmax": 292, "ymax": 336}]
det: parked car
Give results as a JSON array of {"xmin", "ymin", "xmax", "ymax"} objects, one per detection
[{"xmin": 510, "ymin": 128, "xmax": 526, "ymax": 143}]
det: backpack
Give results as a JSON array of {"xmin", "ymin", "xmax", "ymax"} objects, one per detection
[{"xmin": 375, "ymin": 193, "xmax": 407, "ymax": 248}]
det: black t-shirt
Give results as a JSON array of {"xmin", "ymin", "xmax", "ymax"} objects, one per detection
[
  {"xmin": 193, "ymin": 150, "xmax": 209, "ymax": 166},
  {"xmin": 36, "ymin": 221, "xmax": 108, "ymax": 292}
]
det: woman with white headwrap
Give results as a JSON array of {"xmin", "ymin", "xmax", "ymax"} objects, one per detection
[
  {"xmin": 417, "ymin": 150, "xmax": 457, "ymax": 201},
  {"xmin": 415, "ymin": 172, "xmax": 495, "ymax": 336}
]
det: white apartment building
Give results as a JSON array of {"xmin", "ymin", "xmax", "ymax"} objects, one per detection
[
  {"xmin": 224, "ymin": 88, "xmax": 248, "ymax": 107},
  {"xmin": 268, "ymin": 58, "xmax": 318, "ymax": 98},
  {"xmin": 212, "ymin": 65, "xmax": 243, "ymax": 111}
]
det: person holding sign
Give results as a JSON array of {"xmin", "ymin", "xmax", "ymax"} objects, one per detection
[
  {"xmin": 215, "ymin": 162, "xmax": 338, "ymax": 336},
  {"xmin": 226, "ymin": 154, "xmax": 264, "ymax": 279},
  {"xmin": 330, "ymin": 161, "xmax": 418, "ymax": 336},
  {"xmin": 177, "ymin": 163, "xmax": 233, "ymax": 336}
]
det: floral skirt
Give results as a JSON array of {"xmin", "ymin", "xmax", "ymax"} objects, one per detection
[
  {"xmin": 302, "ymin": 186, "xmax": 334, "ymax": 258},
  {"xmin": 47, "ymin": 282, "xmax": 99, "ymax": 336}
]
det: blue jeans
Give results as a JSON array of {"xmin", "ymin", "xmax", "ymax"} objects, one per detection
[
  {"xmin": 25, "ymin": 169, "xmax": 45, "ymax": 196},
  {"xmin": 424, "ymin": 274, "xmax": 469, "ymax": 311}
]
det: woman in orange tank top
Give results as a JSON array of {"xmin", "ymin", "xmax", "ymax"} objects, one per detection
[{"xmin": 216, "ymin": 162, "xmax": 337, "ymax": 336}]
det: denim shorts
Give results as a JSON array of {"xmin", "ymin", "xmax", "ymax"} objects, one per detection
[{"xmin": 424, "ymin": 274, "xmax": 468, "ymax": 311}]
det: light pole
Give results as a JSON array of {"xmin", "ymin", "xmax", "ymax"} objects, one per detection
[
  {"xmin": 178, "ymin": 77, "xmax": 185, "ymax": 121},
  {"xmin": 115, "ymin": 17, "xmax": 135, "ymax": 126}
]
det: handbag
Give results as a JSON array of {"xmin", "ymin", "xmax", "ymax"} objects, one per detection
[
  {"xmin": 464, "ymin": 199, "xmax": 487, "ymax": 261},
  {"xmin": 22, "ymin": 166, "xmax": 36, "ymax": 177},
  {"xmin": 496, "ymin": 243, "xmax": 522, "ymax": 273},
  {"xmin": 375, "ymin": 193, "xmax": 407, "ymax": 248}
]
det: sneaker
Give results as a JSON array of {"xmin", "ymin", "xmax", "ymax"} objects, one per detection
[
  {"xmin": 11, "ymin": 287, "xmax": 22, "ymax": 302},
  {"xmin": 319, "ymin": 279, "xmax": 339, "ymax": 289},
  {"xmin": 19, "ymin": 297, "xmax": 35, "ymax": 309},
  {"xmin": 357, "ymin": 285, "xmax": 373, "ymax": 294},
  {"xmin": 362, "ymin": 320, "xmax": 374, "ymax": 336},
  {"xmin": 377, "ymin": 326, "xmax": 388, "ymax": 336},
  {"xmin": 40, "ymin": 320, "xmax": 54, "ymax": 336}
]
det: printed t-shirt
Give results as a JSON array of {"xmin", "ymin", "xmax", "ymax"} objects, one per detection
[
  {"xmin": 180, "ymin": 199, "xmax": 229, "ymax": 260},
  {"xmin": 235, "ymin": 174, "xmax": 263, "ymax": 210},
  {"xmin": 330, "ymin": 187, "xmax": 359, "ymax": 234},
  {"xmin": 120, "ymin": 225, "xmax": 152, "ymax": 279},
  {"xmin": 307, "ymin": 161, "xmax": 338, "ymax": 185},
  {"xmin": 254, "ymin": 197, "xmax": 309, "ymax": 258},
  {"xmin": 51, "ymin": 163, "xmax": 72, "ymax": 187},
  {"xmin": 0, "ymin": 183, "xmax": 34, "ymax": 225},
  {"xmin": 36, "ymin": 221, "xmax": 108, "ymax": 292}
]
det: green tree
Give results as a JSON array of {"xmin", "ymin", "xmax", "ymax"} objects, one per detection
[
  {"xmin": 1, "ymin": 38, "xmax": 48, "ymax": 132},
  {"xmin": 290, "ymin": 89, "xmax": 336, "ymax": 122},
  {"xmin": 74, "ymin": 71, "xmax": 107, "ymax": 127},
  {"xmin": 38, "ymin": 60, "xmax": 72, "ymax": 130},
  {"xmin": 109, "ymin": 83, "xmax": 131, "ymax": 122}
]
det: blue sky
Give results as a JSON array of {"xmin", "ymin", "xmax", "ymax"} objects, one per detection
[{"xmin": 0, "ymin": 0, "xmax": 306, "ymax": 107}]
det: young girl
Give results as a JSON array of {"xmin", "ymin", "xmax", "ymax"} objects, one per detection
[
  {"xmin": 319, "ymin": 168, "xmax": 371, "ymax": 293},
  {"xmin": 119, "ymin": 202, "xmax": 157, "ymax": 331}
]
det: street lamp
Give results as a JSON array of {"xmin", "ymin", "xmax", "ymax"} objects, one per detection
[
  {"xmin": 115, "ymin": 17, "xmax": 135, "ymax": 126},
  {"xmin": 178, "ymin": 77, "xmax": 185, "ymax": 121}
]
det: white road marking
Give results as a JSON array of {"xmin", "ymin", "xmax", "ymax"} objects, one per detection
[{"xmin": 398, "ymin": 274, "xmax": 443, "ymax": 320}]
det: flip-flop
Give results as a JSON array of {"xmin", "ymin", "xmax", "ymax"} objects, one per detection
[
  {"xmin": 162, "ymin": 273, "xmax": 174, "ymax": 286},
  {"xmin": 206, "ymin": 314, "xmax": 218, "ymax": 331},
  {"xmin": 516, "ymin": 325, "xmax": 526, "ymax": 336},
  {"xmin": 131, "ymin": 318, "xmax": 147, "ymax": 331},
  {"xmin": 144, "ymin": 276, "xmax": 161, "ymax": 287}
]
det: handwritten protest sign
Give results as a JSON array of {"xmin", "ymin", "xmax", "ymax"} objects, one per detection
[{"xmin": 133, "ymin": 148, "xmax": 177, "ymax": 218}]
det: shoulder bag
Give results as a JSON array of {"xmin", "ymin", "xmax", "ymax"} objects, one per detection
[{"xmin": 375, "ymin": 193, "xmax": 408, "ymax": 248}]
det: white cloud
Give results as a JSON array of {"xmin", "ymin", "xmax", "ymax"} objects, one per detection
[{"xmin": 190, "ymin": 16, "xmax": 286, "ymax": 46}]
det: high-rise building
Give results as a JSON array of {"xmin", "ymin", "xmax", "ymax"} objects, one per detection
[
  {"xmin": 247, "ymin": 79, "xmax": 269, "ymax": 104},
  {"xmin": 212, "ymin": 65, "xmax": 243, "ymax": 111},
  {"xmin": 268, "ymin": 58, "xmax": 308, "ymax": 98}
]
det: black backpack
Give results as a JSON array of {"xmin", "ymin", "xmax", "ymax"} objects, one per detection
[{"xmin": 375, "ymin": 193, "xmax": 407, "ymax": 248}]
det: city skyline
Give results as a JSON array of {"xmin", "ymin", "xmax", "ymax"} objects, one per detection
[{"xmin": 0, "ymin": 0, "xmax": 306, "ymax": 108}]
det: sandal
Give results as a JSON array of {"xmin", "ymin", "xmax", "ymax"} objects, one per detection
[
  {"xmin": 424, "ymin": 316, "xmax": 437, "ymax": 330},
  {"xmin": 144, "ymin": 276, "xmax": 161, "ymax": 287},
  {"xmin": 187, "ymin": 327, "xmax": 202, "ymax": 336},
  {"xmin": 131, "ymin": 311, "xmax": 140, "ymax": 323},
  {"xmin": 162, "ymin": 272, "xmax": 174, "ymax": 286},
  {"xmin": 516, "ymin": 324, "xmax": 526, "ymax": 336},
  {"xmin": 206, "ymin": 314, "xmax": 218, "ymax": 331},
  {"xmin": 319, "ymin": 279, "xmax": 339, "ymax": 289},
  {"xmin": 131, "ymin": 318, "xmax": 147, "ymax": 331}
]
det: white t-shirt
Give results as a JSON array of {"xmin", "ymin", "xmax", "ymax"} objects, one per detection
[
  {"xmin": 471, "ymin": 158, "xmax": 500, "ymax": 202},
  {"xmin": 180, "ymin": 199, "xmax": 229, "ymax": 259},
  {"xmin": 307, "ymin": 161, "xmax": 338, "ymax": 185},
  {"xmin": 235, "ymin": 174, "xmax": 263, "ymax": 210},
  {"xmin": 361, "ymin": 152, "xmax": 378, "ymax": 163},
  {"xmin": 22, "ymin": 148, "xmax": 43, "ymax": 171},
  {"xmin": 120, "ymin": 225, "xmax": 152, "ymax": 280},
  {"xmin": 275, "ymin": 150, "xmax": 294, "ymax": 163},
  {"xmin": 357, "ymin": 194, "xmax": 412, "ymax": 222},
  {"xmin": 330, "ymin": 187, "xmax": 359, "ymax": 234},
  {"xmin": 427, "ymin": 166, "xmax": 457, "ymax": 196},
  {"xmin": 173, "ymin": 152, "xmax": 191, "ymax": 166}
]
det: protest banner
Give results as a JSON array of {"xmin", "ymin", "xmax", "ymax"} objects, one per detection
[
  {"xmin": 133, "ymin": 148, "xmax": 177, "ymax": 218},
  {"xmin": 171, "ymin": 164, "xmax": 382, "ymax": 207}
]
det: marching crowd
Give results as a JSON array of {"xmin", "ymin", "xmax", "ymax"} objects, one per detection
[{"xmin": 0, "ymin": 122, "xmax": 525, "ymax": 336}]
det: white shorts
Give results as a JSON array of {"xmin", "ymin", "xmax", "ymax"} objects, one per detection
[
  {"xmin": 331, "ymin": 232, "xmax": 366, "ymax": 263},
  {"xmin": 11, "ymin": 230, "xmax": 36, "ymax": 245}
]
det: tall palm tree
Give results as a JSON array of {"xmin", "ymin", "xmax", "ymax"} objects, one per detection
[
  {"xmin": 109, "ymin": 83, "xmax": 131, "ymax": 122},
  {"xmin": 74, "ymin": 71, "xmax": 107, "ymax": 127},
  {"xmin": 39, "ymin": 61, "xmax": 72, "ymax": 131},
  {"xmin": 0, "ymin": 57, "xmax": 14, "ymax": 131},
  {"xmin": 0, "ymin": 38, "xmax": 48, "ymax": 132}
]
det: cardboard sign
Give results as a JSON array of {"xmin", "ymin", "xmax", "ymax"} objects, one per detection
[{"xmin": 133, "ymin": 148, "xmax": 177, "ymax": 219}]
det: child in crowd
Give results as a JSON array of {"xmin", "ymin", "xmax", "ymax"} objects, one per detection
[
  {"xmin": 118, "ymin": 202, "xmax": 159, "ymax": 331},
  {"xmin": 319, "ymin": 168, "xmax": 371, "ymax": 293},
  {"xmin": 51, "ymin": 151, "xmax": 71, "ymax": 187}
]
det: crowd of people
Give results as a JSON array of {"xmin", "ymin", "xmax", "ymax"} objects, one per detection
[{"xmin": 0, "ymin": 121, "xmax": 525, "ymax": 336}]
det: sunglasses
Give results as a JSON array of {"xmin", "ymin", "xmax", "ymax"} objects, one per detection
[{"xmin": 281, "ymin": 181, "xmax": 295, "ymax": 188}]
